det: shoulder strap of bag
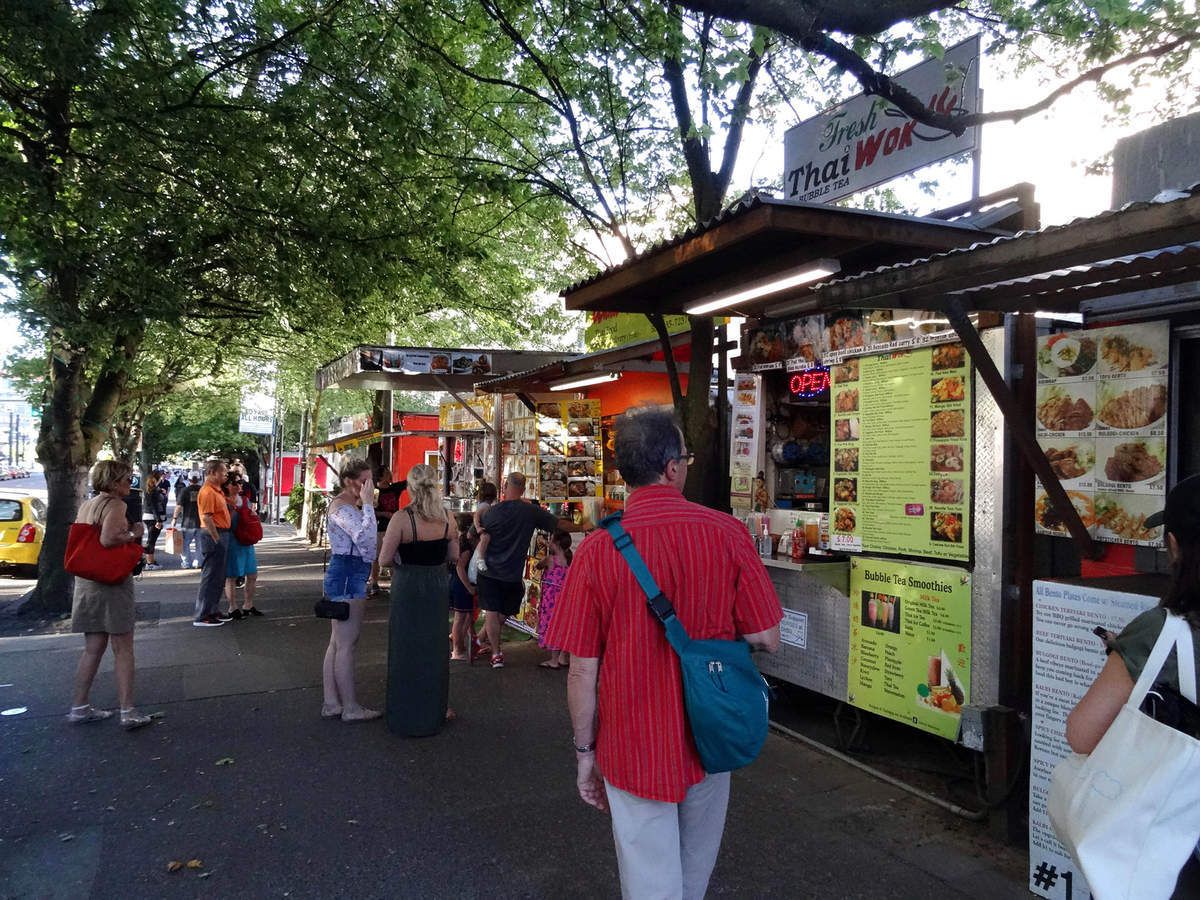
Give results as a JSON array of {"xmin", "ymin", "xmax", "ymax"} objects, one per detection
[
  {"xmin": 1131, "ymin": 613, "xmax": 1198, "ymax": 706},
  {"xmin": 599, "ymin": 512, "xmax": 689, "ymax": 656}
]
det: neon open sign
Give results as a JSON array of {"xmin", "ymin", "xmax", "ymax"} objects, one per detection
[{"xmin": 789, "ymin": 366, "xmax": 831, "ymax": 399}]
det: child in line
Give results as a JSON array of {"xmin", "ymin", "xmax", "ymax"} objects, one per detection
[
  {"xmin": 536, "ymin": 529, "xmax": 572, "ymax": 669},
  {"xmin": 449, "ymin": 515, "xmax": 476, "ymax": 661}
]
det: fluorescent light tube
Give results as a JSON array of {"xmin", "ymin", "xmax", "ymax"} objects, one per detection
[
  {"xmin": 548, "ymin": 372, "xmax": 620, "ymax": 391},
  {"xmin": 685, "ymin": 259, "xmax": 840, "ymax": 316}
]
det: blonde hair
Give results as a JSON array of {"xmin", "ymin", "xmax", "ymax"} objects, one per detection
[
  {"xmin": 92, "ymin": 459, "xmax": 133, "ymax": 494},
  {"xmin": 406, "ymin": 463, "xmax": 443, "ymax": 522}
]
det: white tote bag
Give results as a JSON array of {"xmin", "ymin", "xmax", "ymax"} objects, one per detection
[
  {"xmin": 467, "ymin": 546, "xmax": 484, "ymax": 585},
  {"xmin": 1048, "ymin": 613, "xmax": 1200, "ymax": 899}
]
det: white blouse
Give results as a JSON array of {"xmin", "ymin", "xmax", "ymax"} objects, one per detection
[{"xmin": 327, "ymin": 502, "xmax": 377, "ymax": 560}]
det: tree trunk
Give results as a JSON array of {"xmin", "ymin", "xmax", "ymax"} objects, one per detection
[
  {"xmin": 682, "ymin": 315, "xmax": 719, "ymax": 508},
  {"xmin": 299, "ymin": 389, "xmax": 323, "ymax": 542}
]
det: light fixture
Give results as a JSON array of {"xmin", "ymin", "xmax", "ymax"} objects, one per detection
[
  {"xmin": 685, "ymin": 259, "xmax": 841, "ymax": 316},
  {"xmin": 548, "ymin": 372, "xmax": 620, "ymax": 391}
]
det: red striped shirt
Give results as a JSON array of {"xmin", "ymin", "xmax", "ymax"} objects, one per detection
[{"xmin": 547, "ymin": 484, "xmax": 782, "ymax": 802}]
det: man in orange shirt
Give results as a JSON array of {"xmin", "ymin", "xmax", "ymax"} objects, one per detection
[{"xmin": 193, "ymin": 459, "xmax": 231, "ymax": 626}]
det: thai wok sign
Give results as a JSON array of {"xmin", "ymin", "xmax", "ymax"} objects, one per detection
[{"xmin": 783, "ymin": 37, "xmax": 980, "ymax": 205}]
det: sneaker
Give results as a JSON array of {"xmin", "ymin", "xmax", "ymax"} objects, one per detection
[
  {"xmin": 66, "ymin": 705, "xmax": 113, "ymax": 724},
  {"xmin": 229, "ymin": 609, "xmax": 244, "ymax": 621},
  {"xmin": 490, "ymin": 653, "xmax": 505, "ymax": 669},
  {"xmin": 235, "ymin": 575, "xmax": 246, "ymax": 588},
  {"xmin": 192, "ymin": 615, "xmax": 226, "ymax": 627},
  {"xmin": 244, "ymin": 607, "xmax": 264, "ymax": 617},
  {"xmin": 192, "ymin": 562, "xmax": 201, "ymax": 569},
  {"xmin": 217, "ymin": 612, "xmax": 233, "ymax": 622},
  {"xmin": 144, "ymin": 563, "xmax": 161, "ymax": 571}
]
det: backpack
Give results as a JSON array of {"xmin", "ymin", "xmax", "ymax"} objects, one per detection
[
  {"xmin": 234, "ymin": 499, "xmax": 263, "ymax": 545},
  {"xmin": 600, "ymin": 513, "xmax": 770, "ymax": 774}
]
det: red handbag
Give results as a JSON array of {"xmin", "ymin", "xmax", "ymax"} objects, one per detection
[
  {"xmin": 234, "ymin": 501, "xmax": 263, "ymax": 545},
  {"xmin": 64, "ymin": 517, "xmax": 144, "ymax": 585}
]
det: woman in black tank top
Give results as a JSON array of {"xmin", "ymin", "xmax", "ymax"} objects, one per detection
[{"xmin": 379, "ymin": 464, "xmax": 459, "ymax": 736}]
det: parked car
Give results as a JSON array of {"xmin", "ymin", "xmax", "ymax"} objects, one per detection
[{"xmin": 0, "ymin": 491, "xmax": 45, "ymax": 576}]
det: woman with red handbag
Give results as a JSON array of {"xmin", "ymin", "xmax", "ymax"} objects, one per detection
[
  {"xmin": 68, "ymin": 460, "xmax": 154, "ymax": 730},
  {"xmin": 223, "ymin": 474, "xmax": 262, "ymax": 619}
]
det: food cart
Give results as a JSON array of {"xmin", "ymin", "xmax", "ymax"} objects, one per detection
[
  {"xmin": 473, "ymin": 333, "xmax": 694, "ymax": 633},
  {"xmin": 806, "ymin": 184, "xmax": 1200, "ymax": 896},
  {"xmin": 557, "ymin": 188, "xmax": 1043, "ymax": 804},
  {"xmin": 313, "ymin": 344, "xmax": 573, "ymax": 512}
]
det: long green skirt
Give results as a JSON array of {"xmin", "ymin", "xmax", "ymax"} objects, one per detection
[{"xmin": 386, "ymin": 563, "xmax": 450, "ymax": 737}]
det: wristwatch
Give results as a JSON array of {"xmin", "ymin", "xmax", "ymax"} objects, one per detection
[{"xmin": 574, "ymin": 739, "xmax": 596, "ymax": 754}]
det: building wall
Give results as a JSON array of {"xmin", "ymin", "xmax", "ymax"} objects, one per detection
[{"xmin": 1112, "ymin": 111, "xmax": 1200, "ymax": 207}]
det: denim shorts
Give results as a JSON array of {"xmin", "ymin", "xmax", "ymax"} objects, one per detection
[{"xmin": 324, "ymin": 554, "xmax": 371, "ymax": 601}]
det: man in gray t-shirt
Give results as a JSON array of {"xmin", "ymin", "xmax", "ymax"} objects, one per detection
[{"xmin": 477, "ymin": 472, "xmax": 572, "ymax": 669}]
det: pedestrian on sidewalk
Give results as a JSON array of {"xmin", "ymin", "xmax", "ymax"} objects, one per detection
[
  {"xmin": 535, "ymin": 529, "xmax": 572, "ymax": 670},
  {"xmin": 141, "ymin": 470, "xmax": 168, "ymax": 570},
  {"xmin": 321, "ymin": 459, "xmax": 381, "ymax": 722},
  {"xmin": 172, "ymin": 473, "xmax": 202, "ymax": 568},
  {"xmin": 476, "ymin": 472, "xmax": 578, "ymax": 669},
  {"xmin": 547, "ymin": 407, "xmax": 782, "ymax": 900},
  {"xmin": 379, "ymin": 463, "xmax": 458, "ymax": 735},
  {"xmin": 223, "ymin": 473, "xmax": 261, "ymax": 619},
  {"xmin": 67, "ymin": 459, "xmax": 154, "ymax": 729},
  {"xmin": 448, "ymin": 513, "xmax": 476, "ymax": 662},
  {"xmin": 193, "ymin": 459, "xmax": 231, "ymax": 627},
  {"xmin": 369, "ymin": 466, "xmax": 406, "ymax": 596}
]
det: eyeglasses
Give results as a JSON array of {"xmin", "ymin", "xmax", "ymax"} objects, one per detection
[{"xmin": 676, "ymin": 452, "xmax": 695, "ymax": 466}]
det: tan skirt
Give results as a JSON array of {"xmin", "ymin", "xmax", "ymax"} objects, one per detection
[{"xmin": 71, "ymin": 575, "xmax": 136, "ymax": 634}]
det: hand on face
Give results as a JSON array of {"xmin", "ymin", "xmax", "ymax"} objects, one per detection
[{"xmin": 360, "ymin": 472, "xmax": 374, "ymax": 501}]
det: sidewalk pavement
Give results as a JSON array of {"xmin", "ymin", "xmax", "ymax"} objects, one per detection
[{"xmin": 0, "ymin": 527, "xmax": 1028, "ymax": 898}]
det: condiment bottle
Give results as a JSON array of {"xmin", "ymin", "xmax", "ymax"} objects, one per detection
[{"xmin": 790, "ymin": 519, "xmax": 806, "ymax": 561}]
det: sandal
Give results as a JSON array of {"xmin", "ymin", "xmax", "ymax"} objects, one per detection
[
  {"xmin": 66, "ymin": 705, "xmax": 113, "ymax": 725},
  {"xmin": 341, "ymin": 707, "xmax": 382, "ymax": 723},
  {"xmin": 119, "ymin": 708, "xmax": 153, "ymax": 730},
  {"xmin": 538, "ymin": 661, "xmax": 563, "ymax": 669},
  {"xmin": 321, "ymin": 704, "xmax": 343, "ymax": 719},
  {"xmin": 244, "ymin": 607, "xmax": 264, "ymax": 617}
]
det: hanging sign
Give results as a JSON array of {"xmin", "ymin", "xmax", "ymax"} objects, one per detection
[
  {"xmin": 789, "ymin": 366, "xmax": 830, "ymax": 400},
  {"xmin": 783, "ymin": 36, "xmax": 980, "ymax": 205}
]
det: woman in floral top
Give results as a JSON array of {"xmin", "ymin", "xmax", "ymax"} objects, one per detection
[{"xmin": 320, "ymin": 459, "xmax": 380, "ymax": 723}]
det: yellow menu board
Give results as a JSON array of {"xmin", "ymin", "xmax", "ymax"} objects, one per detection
[
  {"xmin": 848, "ymin": 557, "xmax": 972, "ymax": 740},
  {"xmin": 829, "ymin": 344, "xmax": 971, "ymax": 561}
]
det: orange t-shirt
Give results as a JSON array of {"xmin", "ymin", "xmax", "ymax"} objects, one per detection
[{"xmin": 197, "ymin": 483, "xmax": 231, "ymax": 529}]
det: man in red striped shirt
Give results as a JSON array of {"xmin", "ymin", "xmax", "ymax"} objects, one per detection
[{"xmin": 547, "ymin": 407, "xmax": 782, "ymax": 899}]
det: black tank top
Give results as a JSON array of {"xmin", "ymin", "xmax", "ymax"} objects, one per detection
[{"xmin": 395, "ymin": 509, "xmax": 449, "ymax": 566}]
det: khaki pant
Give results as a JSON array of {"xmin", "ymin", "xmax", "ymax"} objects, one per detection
[{"xmin": 604, "ymin": 772, "xmax": 730, "ymax": 900}]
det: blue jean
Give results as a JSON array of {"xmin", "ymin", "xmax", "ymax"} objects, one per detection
[
  {"xmin": 182, "ymin": 527, "xmax": 202, "ymax": 567},
  {"xmin": 194, "ymin": 530, "xmax": 230, "ymax": 620}
]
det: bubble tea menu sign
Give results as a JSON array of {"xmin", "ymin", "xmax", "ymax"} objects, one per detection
[
  {"xmin": 829, "ymin": 344, "xmax": 972, "ymax": 561},
  {"xmin": 847, "ymin": 557, "xmax": 971, "ymax": 740}
]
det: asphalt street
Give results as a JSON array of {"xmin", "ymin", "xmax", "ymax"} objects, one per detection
[{"xmin": 0, "ymin": 526, "xmax": 1028, "ymax": 899}]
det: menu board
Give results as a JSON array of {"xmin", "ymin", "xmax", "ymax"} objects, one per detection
[
  {"xmin": 1034, "ymin": 321, "xmax": 1168, "ymax": 546},
  {"xmin": 730, "ymin": 374, "xmax": 763, "ymax": 512},
  {"xmin": 1028, "ymin": 581, "xmax": 1156, "ymax": 899},
  {"xmin": 746, "ymin": 310, "xmax": 957, "ymax": 373},
  {"xmin": 501, "ymin": 397, "xmax": 602, "ymax": 501},
  {"xmin": 359, "ymin": 347, "xmax": 493, "ymax": 375},
  {"xmin": 847, "ymin": 557, "xmax": 971, "ymax": 740},
  {"xmin": 439, "ymin": 395, "xmax": 495, "ymax": 431},
  {"xmin": 829, "ymin": 344, "xmax": 972, "ymax": 561}
]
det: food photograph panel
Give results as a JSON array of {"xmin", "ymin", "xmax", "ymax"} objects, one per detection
[
  {"xmin": 1097, "ymin": 323, "xmax": 1169, "ymax": 375},
  {"xmin": 1094, "ymin": 492, "xmax": 1164, "ymax": 545},
  {"xmin": 1094, "ymin": 436, "xmax": 1166, "ymax": 489},
  {"xmin": 1094, "ymin": 377, "xmax": 1168, "ymax": 432},
  {"xmin": 832, "ymin": 358, "xmax": 860, "ymax": 384},
  {"xmin": 931, "ymin": 343, "xmax": 966, "ymax": 372},
  {"xmin": 1036, "ymin": 333, "xmax": 1098, "ymax": 379},
  {"xmin": 1037, "ymin": 438, "xmax": 1095, "ymax": 485},
  {"xmin": 1035, "ymin": 382, "xmax": 1096, "ymax": 433},
  {"xmin": 1033, "ymin": 487, "xmax": 1096, "ymax": 537},
  {"xmin": 930, "ymin": 478, "xmax": 964, "ymax": 505}
]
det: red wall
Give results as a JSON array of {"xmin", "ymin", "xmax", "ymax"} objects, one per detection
[
  {"xmin": 273, "ymin": 452, "xmax": 333, "ymax": 495},
  {"xmin": 390, "ymin": 413, "xmax": 439, "ymax": 496}
]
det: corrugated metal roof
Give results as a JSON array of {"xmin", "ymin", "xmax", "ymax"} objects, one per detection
[
  {"xmin": 559, "ymin": 194, "xmax": 997, "ymax": 297},
  {"xmin": 812, "ymin": 184, "xmax": 1200, "ymax": 295}
]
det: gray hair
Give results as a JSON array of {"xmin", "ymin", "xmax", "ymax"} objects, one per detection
[
  {"xmin": 505, "ymin": 471, "xmax": 527, "ymax": 495},
  {"xmin": 204, "ymin": 458, "xmax": 227, "ymax": 477},
  {"xmin": 614, "ymin": 406, "xmax": 684, "ymax": 487}
]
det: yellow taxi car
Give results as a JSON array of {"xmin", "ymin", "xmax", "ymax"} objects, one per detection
[{"xmin": 0, "ymin": 491, "xmax": 45, "ymax": 576}]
